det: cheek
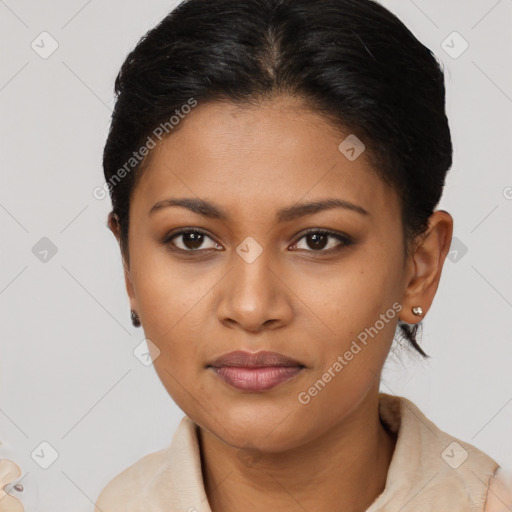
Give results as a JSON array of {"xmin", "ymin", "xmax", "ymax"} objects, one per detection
[
  {"xmin": 297, "ymin": 247, "xmax": 403, "ymax": 338},
  {"xmin": 130, "ymin": 243, "xmax": 217, "ymax": 336},
  {"xmin": 294, "ymin": 242, "xmax": 403, "ymax": 393}
]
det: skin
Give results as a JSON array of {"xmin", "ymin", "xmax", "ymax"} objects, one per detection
[{"xmin": 109, "ymin": 95, "xmax": 453, "ymax": 512}]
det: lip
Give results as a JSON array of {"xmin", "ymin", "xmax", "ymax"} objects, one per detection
[{"xmin": 207, "ymin": 350, "xmax": 305, "ymax": 392}]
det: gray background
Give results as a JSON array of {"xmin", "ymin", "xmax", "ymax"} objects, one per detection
[{"xmin": 1, "ymin": 0, "xmax": 511, "ymax": 510}]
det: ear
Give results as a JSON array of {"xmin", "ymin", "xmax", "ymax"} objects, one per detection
[
  {"xmin": 400, "ymin": 210, "xmax": 453, "ymax": 324},
  {"xmin": 107, "ymin": 212, "xmax": 137, "ymax": 313}
]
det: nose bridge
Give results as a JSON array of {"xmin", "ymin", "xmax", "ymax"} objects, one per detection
[
  {"xmin": 216, "ymin": 238, "xmax": 292, "ymax": 331},
  {"xmin": 232, "ymin": 240, "xmax": 276, "ymax": 306}
]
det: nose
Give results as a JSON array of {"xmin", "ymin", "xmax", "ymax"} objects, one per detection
[{"xmin": 215, "ymin": 247, "xmax": 294, "ymax": 333}]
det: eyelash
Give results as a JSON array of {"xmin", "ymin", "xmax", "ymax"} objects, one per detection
[{"xmin": 161, "ymin": 227, "xmax": 354, "ymax": 255}]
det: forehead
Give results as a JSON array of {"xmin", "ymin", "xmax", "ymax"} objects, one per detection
[{"xmin": 131, "ymin": 97, "xmax": 401, "ymax": 224}]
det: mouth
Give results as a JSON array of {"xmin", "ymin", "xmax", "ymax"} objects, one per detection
[{"xmin": 207, "ymin": 350, "xmax": 305, "ymax": 392}]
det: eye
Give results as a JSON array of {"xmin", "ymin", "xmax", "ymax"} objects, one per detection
[
  {"xmin": 163, "ymin": 228, "xmax": 223, "ymax": 252},
  {"xmin": 290, "ymin": 230, "xmax": 353, "ymax": 252}
]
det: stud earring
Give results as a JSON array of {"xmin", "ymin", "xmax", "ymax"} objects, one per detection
[
  {"xmin": 130, "ymin": 309, "xmax": 141, "ymax": 327},
  {"xmin": 412, "ymin": 306, "xmax": 423, "ymax": 316}
]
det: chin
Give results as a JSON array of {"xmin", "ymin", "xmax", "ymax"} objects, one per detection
[{"xmin": 199, "ymin": 400, "xmax": 310, "ymax": 453}]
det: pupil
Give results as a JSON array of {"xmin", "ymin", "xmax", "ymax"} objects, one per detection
[
  {"xmin": 308, "ymin": 233, "xmax": 327, "ymax": 250},
  {"xmin": 184, "ymin": 232, "xmax": 204, "ymax": 249}
]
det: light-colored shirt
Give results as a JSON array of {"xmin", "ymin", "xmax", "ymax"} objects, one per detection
[{"xmin": 94, "ymin": 393, "xmax": 512, "ymax": 512}]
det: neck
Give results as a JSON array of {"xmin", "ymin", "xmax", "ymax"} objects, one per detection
[{"xmin": 198, "ymin": 390, "xmax": 397, "ymax": 512}]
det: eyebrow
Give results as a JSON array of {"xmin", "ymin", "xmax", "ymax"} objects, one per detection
[{"xmin": 149, "ymin": 197, "xmax": 370, "ymax": 222}]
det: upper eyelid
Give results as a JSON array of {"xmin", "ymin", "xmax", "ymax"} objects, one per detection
[
  {"xmin": 166, "ymin": 228, "xmax": 220, "ymax": 247},
  {"xmin": 290, "ymin": 230, "xmax": 351, "ymax": 250}
]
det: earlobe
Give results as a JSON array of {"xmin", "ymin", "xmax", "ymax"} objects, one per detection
[
  {"xmin": 107, "ymin": 212, "xmax": 121, "ymax": 241},
  {"xmin": 400, "ymin": 210, "xmax": 453, "ymax": 324}
]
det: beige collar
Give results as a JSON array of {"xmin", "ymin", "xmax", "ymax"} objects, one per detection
[{"xmin": 165, "ymin": 393, "xmax": 498, "ymax": 512}]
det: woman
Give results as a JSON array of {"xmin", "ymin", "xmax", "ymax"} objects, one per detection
[{"xmin": 93, "ymin": 0, "xmax": 512, "ymax": 510}]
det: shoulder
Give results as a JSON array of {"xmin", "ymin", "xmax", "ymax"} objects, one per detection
[
  {"xmin": 485, "ymin": 467, "xmax": 512, "ymax": 512},
  {"xmin": 94, "ymin": 448, "xmax": 171, "ymax": 512}
]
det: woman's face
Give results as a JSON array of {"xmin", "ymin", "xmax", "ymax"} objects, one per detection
[{"xmin": 117, "ymin": 96, "xmax": 416, "ymax": 452}]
